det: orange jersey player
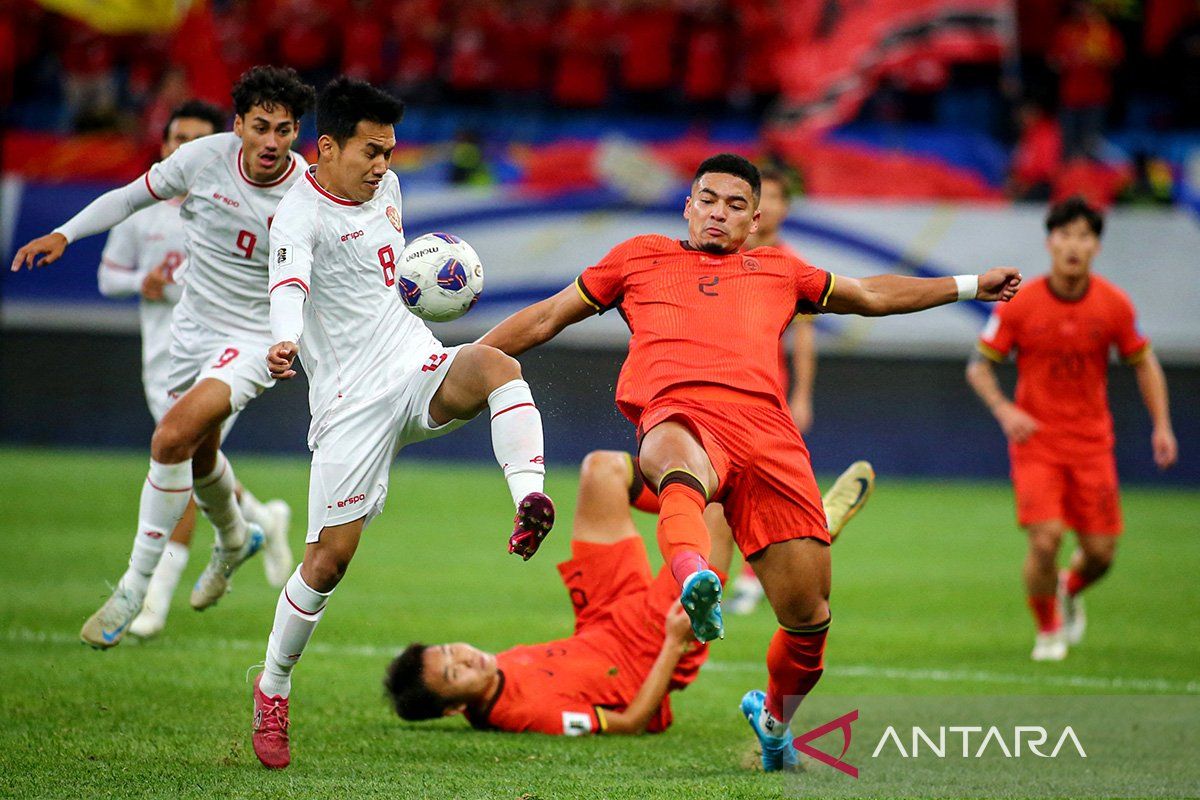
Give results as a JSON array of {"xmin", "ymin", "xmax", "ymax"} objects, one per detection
[
  {"xmin": 385, "ymin": 451, "xmax": 873, "ymax": 737},
  {"xmin": 478, "ymin": 153, "xmax": 1020, "ymax": 770},
  {"xmin": 967, "ymin": 196, "xmax": 1177, "ymax": 663}
]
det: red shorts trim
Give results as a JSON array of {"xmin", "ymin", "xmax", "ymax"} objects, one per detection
[
  {"xmin": 637, "ymin": 395, "xmax": 829, "ymax": 556},
  {"xmin": 1010, "ymin": 449, "xmax": 1122, "ymax": 535}
]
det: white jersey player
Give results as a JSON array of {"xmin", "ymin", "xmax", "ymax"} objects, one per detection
[
  {"xmin": 11, "ymin": 67, "xmax": 317, "ymax": 650},
  {"xmin": 250, "ymin": 77, "xmax": 556, "ymax": 771},
  {"xmin": 95, "ymin": 101, "xmax": 295, "ymax": 640}
]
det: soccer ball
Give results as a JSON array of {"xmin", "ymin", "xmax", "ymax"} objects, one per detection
[{"xmin": 397, "ymin": 233, "xmax": 484, "ymax": 322}]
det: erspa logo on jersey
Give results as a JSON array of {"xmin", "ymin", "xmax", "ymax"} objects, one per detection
[
  {"xmin": 386, "ymin": 205, "xmax": 403, "ymax": 233},
  {"xmin": 212, "ymin": 192, "xmax": 240, "ymax": 208},
  {"xmin": 336, "ymin": 493, "xmax": 366, "ymax": 508},
  {"xmin": 340, "ymin": 230, "xmax": 364, "ymax": 242}
]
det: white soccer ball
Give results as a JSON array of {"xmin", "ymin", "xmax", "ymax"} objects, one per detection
[{"xmin": 397, "ymin": 233, "xmax": 484, "ymax": 322}]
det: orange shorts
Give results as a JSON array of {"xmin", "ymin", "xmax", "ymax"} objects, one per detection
[
  {"xmin": 637, "ymin": 390, "xmax": 829, "ymax": 557},
  {"xmin": 1010, "ymin": 447, "xmax": 1122, "ymax": 535},
  {"xmin": 556, "ymin": 537, "xmax": 710, "ymax": 730}
]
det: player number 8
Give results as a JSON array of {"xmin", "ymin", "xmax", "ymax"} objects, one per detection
[{"xmin": 378, "ymin": 245, "xmax": 396, "ymax": 287}]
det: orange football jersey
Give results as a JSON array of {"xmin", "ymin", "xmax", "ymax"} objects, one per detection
[
  {"xmin": 576, "ymin": 234, "xmax": 833, "ymax": 423},
  {"xmin": 978, "ymin": 274, "xmax": 1150, "ymax": 456}
]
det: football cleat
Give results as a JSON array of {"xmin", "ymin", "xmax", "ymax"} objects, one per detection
[
  {"xmin": 1031, "ymin": 630, "xmax": 1068, "ymax": 662},
  {"xmin": 189, "ymin": 524, "xmax": 264, "ymax": 610},
  {"xmin": 80, "ymin": 584, "xmax": 142, "ymax": 649},
  {"xmin": 741, "ymin": 689, "xmax": 800, "ymax": 772},
  {"xmin": 252, "ymin": 674, "xmax": 291, "ymax": 769},
  {"xmin": 1058, "ymin": 572, "xmax": 1087, "ymax": 646},
  {"xmin": 508, "ymin": 492, "xmax": 555, "ymax": 561},
  {"xmin": 823, "ymin": 460, "xmax": 874, "ymax": 542},
  {"xmin": 261, "ymin": 499, "xmax": 294, "ymax": 589},
  {"xmin": 680, "ymin": 569, "xmax": 724, "ymax": 642},
  {"xmin": 128, "ymin": 593, "xmax": 169, "ymax": 640},
  {"xmin": 726, "ymin": 571, "xmax": 765, "ymax": 617}
]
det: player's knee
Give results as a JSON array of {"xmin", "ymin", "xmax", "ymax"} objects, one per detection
[
  {"xmin": 302, "ymin": 549, "xmax": 351, "ymax": 592},
  {"xmin": 776, "ymin": 595, "xmax": 830, "ymax": 631},
  {"xmin": 470, "ymin": 345, "xmax": 521, "ymax": 388},
  {"xmin": 1027, "ymin": 528, "xmax": 1062, "ymax": 561},
  {"xmin": 150, "ymin": 418, "xmax": 196, "ymax": 463},
  {"xmin": 580, "ymin": 451, "xmax": 628, "ymax": 493},
  {"xmin": 1084, "ymin": 546, "xmax": 1115, "ymax": 574}
]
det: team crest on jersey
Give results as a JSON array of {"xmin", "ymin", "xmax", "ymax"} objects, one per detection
[
  {"xmin": 742, "ymin": 256, "xmax": 761, "ymax": 272},
  {"xmin": 386, "ymin": 206, "xmax": 403, "ymax": 234}
]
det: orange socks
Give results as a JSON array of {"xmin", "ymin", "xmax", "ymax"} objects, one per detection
[
  {"xmin": 765, "ymin": 620, "xmax": 830, "ymax": 723},
  {"xmin": 656, "ymin": 474, "xmax": 710, "ymax": 587},
  {"xmin": 1028, "ymin": 594, "xmax": 1060, "ymax": 633}
]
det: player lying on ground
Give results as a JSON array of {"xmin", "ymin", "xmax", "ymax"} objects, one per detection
[
  {"xmin": 478, "ymin": 153, "xmax": 1020, "ymax": 769},
  {"xmin": 12, "ymin": 67, "xmax": 316, "ymax": 648},
  {"xmin": 384, "ymin": 452, "xmax": 872, "ymax": 738},
  {"xmin": 95, "ymin": 99, "xmax": 295, "ymax": 639},
  {"xmin": 966, "ymin": 196, "xmax": 1176, "ymax": 662},
  {"xmin": 252, "ymin": 77, "xmax": 555, "ymax": 770}
]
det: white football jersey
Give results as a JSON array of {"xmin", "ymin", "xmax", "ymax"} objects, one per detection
[
  {"xmin": 146, "ymin": 131, "xmax": 308, "ymax": 336},
  {"xmin": 269, "ymin": 167, "xmax": 440, "ymax": 432},
  {"xmin": 98, "ymin": 199, "xmax": 187, "ymax": 390}
]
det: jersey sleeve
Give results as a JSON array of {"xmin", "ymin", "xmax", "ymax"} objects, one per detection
[
  {"xmin": 575, "ymin": 240, "xmax": 631, "ymax": 314},
  {"xmin": 96, "ymin": 217, "xmax": 142, "ymax": 298},
  {"xmin": 517, "ymin": 700, "xmax": 607, "ymax": 736},
  {"xmin": 790, "ymin": 255, "xmax": 834, "ymax": 315},
  {"xmin": 268, "ymin": 196, "xmax": 315, "ymax": 297},
  {"xmin": 145, "ymin": 136, "xmax": 213, "ymax": 200},
  {"xmin": 977, "ymin": 302, "xmax": 1017, "ymax": 362},
  {"xmin": 1111, "ymin": 291, "xmax": 1151, "ymax": 364}
]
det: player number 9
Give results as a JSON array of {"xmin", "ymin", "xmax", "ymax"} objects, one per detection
[{"xmin": 235, "ymin": 230, "xmax": 257, "ymax": 259}]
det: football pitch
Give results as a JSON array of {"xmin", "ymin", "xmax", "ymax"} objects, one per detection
[{"xmin": 1, "ymin": 447, "xmax": 1197, "ymax": 799}]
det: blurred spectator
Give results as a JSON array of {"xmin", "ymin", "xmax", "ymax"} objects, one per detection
[
  {"xmin": 552, "ymin": 0, "xmax": 612, "ymax": 109},
  {"xmin": 270, "ymin": 0, "xmax": 337, "ymax": 87},
  {"xmin": 681, "ymin": 2, "xmax": 732, "ymax": 115},
  {"xmin": 449, "ymin": 129, "xmax": 492, "ymax": 185},
  {"xmin": 1009, "ymin": 102, "xmax": 1063, "ymax": 200},
  {"xmin": 58, "ymin": 18, "xmax": 119, "ymax": 130},
  {"xmin": 141, "ymin": 67, "xmax": 193, "ymax": 151},
  {"xmin": 617, "ymin": 0, "xmax": 680, "ymax": 112},
  {"xmin": 340, "ymin": 0, "xmax": 387, "ymax": 84},
  {"xmin": 492, "ymin": 0, "xmax": 552, "ymax": 101},
  {"xmin": 1050, "ymin": 1, "xmax": 1125, "ymax": 158},
  {"xmin": 731, "ymin": 0, "xmax": 784, "ymax": 114},
  {"xmin": 444, "ymin": 1, "xmax": 496, "ymax": 104},
  {"xmin": 214, "ymin": 0, "xmax": 269, "ymax": 81},
  {"xmin": 391, "ymin": 0, "xmax": 444, "ymax": 102},
  {"xmin": 1165, "ymin": 13, "xmax": 1200, "ymax": 128}
]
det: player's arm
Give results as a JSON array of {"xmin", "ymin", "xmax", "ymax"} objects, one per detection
[
  {"xmin": 965, "ymin": 351, "xmax": 1038, "ymax": 443},
  {"xmin": 601, "ymin": 604, "xmax": 693, "ymax": 735},
  {"xmin": 266, "ymin": 209, "xmax": 315, "ymax": 380},
  {"xmin": 11, "ymin": 176, "xmax": 161, "ymax": 272},
  {"xmin": 476, "ymin": 284, "xmax": 596, "ymax": 357},
  {"xmin": 788, "ymin": 318, "xmax": 816, "ymax": 433},
  {"xmin": 1131, "ymin": 350, "xmax": 1177, "ymax": 469},
  {"xmin": 96, "ymin": 220, "xmax": 142, "ymax": 299},
  {"xmin": 821, "ymin": 268, "xmax": 1021, "ymax": 316}
]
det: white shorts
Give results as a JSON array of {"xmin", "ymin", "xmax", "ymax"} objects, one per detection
[
  {"xmin": 166, "ymin": 313, "xmax": 275, "ymax": 417},
  {"xmin": 146, "ymin": 362, "xmax": 239, "ymax": 441},
  {"xmin": 305, "ymin": 345, "xmax": 469, "ymax": 541}
]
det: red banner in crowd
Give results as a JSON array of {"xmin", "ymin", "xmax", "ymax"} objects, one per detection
[{"xmin": 773, "ymin": 0, "xmax": 1012, "ymax": 132}]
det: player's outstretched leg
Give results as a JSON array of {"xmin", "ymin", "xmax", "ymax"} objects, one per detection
[
  {"xmin": 1059, "ymin": 534, "xmax": 1115, "ymax": 646},
  {"xmin": 81, "ymin": 458, "xmax": 194, "ymax": 648},
  {"xmin": 427, "ymin": 344, "xmax": 554, "ymax": 560},
  {"xmin": 1025, "ymin": 520, "xmax": 1067, "ymax": 661},
  {"xmin": 253, "ymin": 520, "xmax": 352, "ymax": 769},
  {"xmin": 190, "ymin": 447, "xmax": 264, "ymax": 610},
  {"xmin": 128, "ymin": 502, "xmax": 196, "ymax": 639},
  {"xmin": 740, "ymin": 537, "xmax": 830, "ymax": 771},
  {"xmin": 639, "ymin": 421, "xmax": 723, "ymax": 641},
  {"xmin": 237, "ymin": 485, "xmax": 294, "ymax": 589}
]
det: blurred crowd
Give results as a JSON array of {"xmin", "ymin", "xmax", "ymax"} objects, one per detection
[{"xmin": 3, "ymin": 0, "xmax": 1200, "ymax": 204}]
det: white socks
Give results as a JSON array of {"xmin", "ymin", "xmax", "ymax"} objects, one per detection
[
  {"xmin": 487, "ymin": 379, "xmax": 546, "ymax": 505},
  {"xmin": 193, "ymin": 452, "xmax": 247, "ymax": 551},
  {"xmin": 119, "ymin": 459, "xmax": 192, "ymax": 600},
  {"xmin": 144, "ymin": 540, "xmax": 190, "ymax": 608},
  {"xmin": 260, "ymin": 566, "xmax": 332, "ymax": 698}
]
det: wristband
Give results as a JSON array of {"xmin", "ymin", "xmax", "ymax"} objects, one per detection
[{"xmin": 954, "ymin": 274, "xmax": 978, "ymax": 302}]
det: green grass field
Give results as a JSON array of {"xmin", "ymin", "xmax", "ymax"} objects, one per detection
[{"xmin": 0, "ymin": 448, "xmax": 1197, "ymax": 799}]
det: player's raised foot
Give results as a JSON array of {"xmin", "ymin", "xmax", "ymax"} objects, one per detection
[
  {"xmin": 128, "ymin": 593, "xmax": 170, "ymax": 640},
  {"xmin": 252, "ymin": 674, "xmax": 290, "ymax": 769},
  {"xmin": 740, "ymin": 689, "xmax": 799, "ymax": 772},
  {"xmin": 726, "ymin": 572, "xmax": 764, "ymax": 616},
  {"xmin": 508, "ymin": 492, "xmax": 555, "ymax": 561},
  {"xmin": 680, "ymin": 569, "xmax": 724, "ymax": 642},
  {"xmin": 1031, "ymin": 630, "xmax": 1068, "ymax": 662},
  {"xmin": 1058, "ymin": 572, "xmax": 1087, "ymax": 646},
  {"xmin": 190, "ymin": 524, "xmax": 265, "ymax": 610},
  {"xmin": 262, "ymin": 500, "xmax": 294, "ymax": 588},
  {"xmin": 823, "ymin": 460, "xmax": 874, "ymax": 542},
  {"xmin": 80, "ymin": 584, "xmax": 142, "ymax": 649}
]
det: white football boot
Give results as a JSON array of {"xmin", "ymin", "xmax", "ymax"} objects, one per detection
[
  {"xmin": 80, "ymin": 584, "xmax": 142, "ymax": 649},
  {"xmin": 1031, "ymin": 630, "xmax": 1068, "ymax": 662},
  {"xmin": 1058, "ymin": 573, "xmax": 1087, "ymax": 646},
  {"xmin": 190, "ymin": 524, "xmax": 265, "ymax": 610},
  {"xmin": 261, "ymin": 500, "xmax": 294, "ymax": 589}
]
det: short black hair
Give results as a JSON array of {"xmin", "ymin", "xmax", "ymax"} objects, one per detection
[
  {"xmin": 162, "ymin": 100, "xmax": 225, "ymax": 142},
  {"xmin": 758, "ymin": 165, "xmax": 793, "ymax": 201},
  {"xmin": 693, "ymin": 153, "xmax": 761, "ymax": 200},
  {"xmin": 317, "ymin": 76, "xmax": 405, "ymax": 146},
  {"xmin": 231, "ymin": 65, "xmax": 316, "ymax": 121},
  {"xmin": 383, "ymin": 644, "xmax": 449, "ymax": 721},
  {"xmin": 1045, "ymin": 196, "xmax": 1104, "ymax": 237}
]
